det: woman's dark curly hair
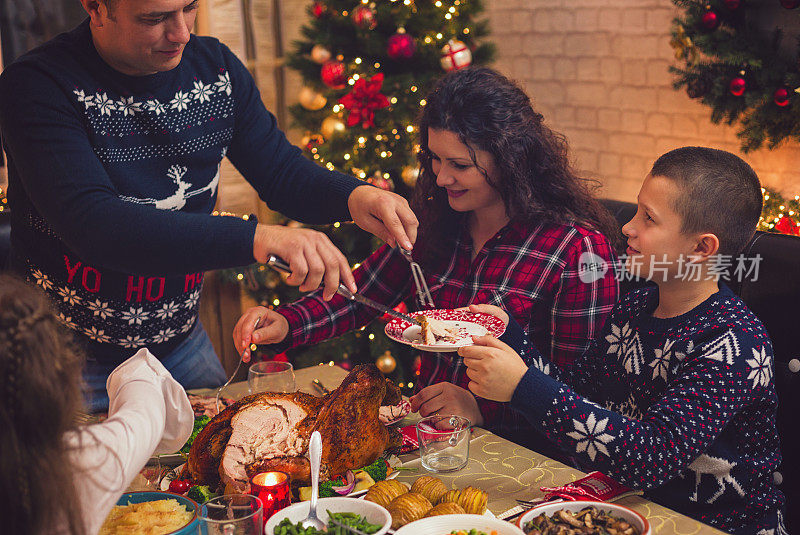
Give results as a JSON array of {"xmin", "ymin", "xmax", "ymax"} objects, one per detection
[
  {"xmin": 411, "ymin": 66, "xmax": 621, "ymax": 264},
  {"xmin": 0, "ymin": 275, "xmax": 86, "ymax": 535}
]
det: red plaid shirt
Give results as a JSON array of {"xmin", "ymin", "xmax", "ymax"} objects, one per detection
[{"xmin": 276, "ymin": 218, "xmax": 618, "ymax": 445}]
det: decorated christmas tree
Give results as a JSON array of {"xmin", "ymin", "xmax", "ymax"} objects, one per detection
[
  {"xmin": 669, "ymin": 0, "xmax": 800, "ymax": 152},
  {"xmin": 668, "ymin": 0, "xmax": 800, "ymax": 235},
  {"xmin": 223, "ymin": 0, "xmax": 494, "ymax": 387}
]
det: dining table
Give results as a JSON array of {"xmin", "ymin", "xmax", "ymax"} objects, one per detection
[{"xmin": 185, "ymin": 363, "xmax": 726, "ymax": 534}]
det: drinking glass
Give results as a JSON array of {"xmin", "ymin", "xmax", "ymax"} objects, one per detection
[
  {"xmin": 199, "ymin": 494, "xmax": 263, "ymax": 535},
  {"xmin": 416, "ymin": 415, "xmax": 471, "ymax": 473},
  {"xmin": 248, "ymin": 361, "xmax": 296, "ymax": 394}
]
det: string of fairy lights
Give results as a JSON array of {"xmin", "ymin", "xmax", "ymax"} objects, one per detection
[{"xmin": 296, "ymin": 0, "xmax": 482, "ymax": 188}]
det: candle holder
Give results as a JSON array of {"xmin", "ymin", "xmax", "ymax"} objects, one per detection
[{"xmin": 251, "ymin": 470, "xmax": 291, "ymax": 524}]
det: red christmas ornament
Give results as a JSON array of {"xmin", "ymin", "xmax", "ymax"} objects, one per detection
[
  {"xmin": 781, "ymin": 0, "xmax": 800, "ymax": 8},
  {"xmin": 352, "ymin": 5, "xmax": 377, "ymax": 29},
  {"xmin": 723, "ymin": 0, "xmax": 741, "ymax": 9},
  {"xmin": 729, "ymin": 76, "xmax": 746, "ymax": 96},
  {"xmin": 338, "ymin": 73, "xmax": 390, "ymax": 129},
  {"xmin": 701, "ymin": 10, "xmax": 719, "ymax": 30},
  {"xmin": 312, "ymin": 1, "xmax": 326, "ymax": 18},
  {"xmin": 320, "ymin": 60, "xmax": 346, "ymax": 89},
  {"xmin": 775, "ymin": 216, "xmax": 800, "ymax": 235},
  {"xmin": 387, "ymin": 31, "xmax": 416, "ymax": 60},
  {"xmin": 774, "ymin": 87, "xmax": 790, "ymax": 107}
]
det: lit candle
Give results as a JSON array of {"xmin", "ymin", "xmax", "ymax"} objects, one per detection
[{"xmin": 251, "ymin": 471, "xmax": 291, "ymax": 524}]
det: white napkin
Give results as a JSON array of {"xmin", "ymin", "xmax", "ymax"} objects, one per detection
[{"xmin": 106, "ymin": 348, "xmax": 194, "ymax": 455}]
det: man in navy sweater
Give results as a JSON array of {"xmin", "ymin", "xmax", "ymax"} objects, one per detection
[{"xmin": 0, "ymin": 0, "xmax": 418, "ymax": 411}]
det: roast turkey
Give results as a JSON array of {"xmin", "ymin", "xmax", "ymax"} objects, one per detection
[{"xmin": 187, "ymin": 364, "xmax": 402, "ymax": 492}]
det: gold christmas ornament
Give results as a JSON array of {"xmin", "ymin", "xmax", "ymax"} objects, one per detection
[
  {"xmin": 310, "ymin": 44, "xmax": 332, "ymax": 64},
  {"xmin": 320, "ymin": 116, "xmax": 346, "ymax": 138},
  {"xmin": 376, "ymin": 350, "xmax": 397, "ymax": 373},
  {"xmin": 401, "ymin": 165, "xmax": 419, "ymax": 187},
  {"xmin": 298, "ymin": 86, "xmax": 327, "ymax": 111}
]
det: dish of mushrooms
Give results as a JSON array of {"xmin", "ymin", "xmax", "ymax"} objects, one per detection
[{"xmin": 523, "ymin": 506, "xmax": 640, "ymax": 535}]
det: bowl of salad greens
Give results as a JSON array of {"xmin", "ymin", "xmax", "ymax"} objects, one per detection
[{"xmin": 264, "ymin": 497, "xmax": 391, "ymax": 535}]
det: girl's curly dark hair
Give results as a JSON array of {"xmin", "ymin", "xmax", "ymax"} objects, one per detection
[
  {"xmin": 411, "ymin": 66, "xmax": 621, "ymax": 264},
  {"xmin": 0, "ymin": 274, "xmax": 86, "ymax": 535}
]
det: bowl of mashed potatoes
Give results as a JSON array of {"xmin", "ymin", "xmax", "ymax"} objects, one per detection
[{"xmin": 99, "ymin": 491, "xmax": 199, "ymax": 535}]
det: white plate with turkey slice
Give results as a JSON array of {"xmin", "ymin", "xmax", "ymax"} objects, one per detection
[{"xmin": 384, "ymin": 309, "xmax": 506, "ymax": 353}]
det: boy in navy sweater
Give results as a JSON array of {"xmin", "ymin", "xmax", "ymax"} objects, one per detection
[{"xmin": 461, "ymin": 147, "xmax": 784, "ymax": 534}]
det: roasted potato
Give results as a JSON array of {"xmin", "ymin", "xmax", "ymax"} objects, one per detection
[
  {"xmin": 438, "ymin": 488, "xmax": 461, "ymax": 505},
  {"xmin": 424, "ymin": 501, "xmax": 466, "ymax": 517},
  {"xmin": 456, "ymin": 486, "xmax": 488, "ymax": 515},
  {"xmin": 363, "ymin": 479, "xmax": 407, "ymax": 508},
  {"xmin": 410, "ymin": 476, "xmax": 448, "ymax": 505},
  {"xmin": 387, "ymin": 492, "xmax": 432, "ymax": 529}
]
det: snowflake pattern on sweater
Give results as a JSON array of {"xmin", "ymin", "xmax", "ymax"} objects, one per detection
[
  {"xmin": 505, "ymin": 284, "xmax": 784, "ymax": 534},
  {"xmin": 0, "ymin": 20, "xmax": 362, "ymax": 363}
]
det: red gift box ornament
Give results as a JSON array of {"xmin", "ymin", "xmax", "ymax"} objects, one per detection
[
  {"xmin": 251, "ymin": 471, "xmax": 291, "ymax": 524},
  {"xmin": 440, "ymin": 39, "xmax": 472, "ymax": 72},
  {"xmin": 338, "ymin": 73, "xmax": 390, "ymax": 129}
]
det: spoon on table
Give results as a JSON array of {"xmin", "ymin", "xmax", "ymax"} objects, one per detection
[{"xmin": 301, "ymin": 430, "xmax": 326, "ymax": 531}]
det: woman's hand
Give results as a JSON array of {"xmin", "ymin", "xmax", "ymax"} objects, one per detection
[
  {"xmin": 409, "ymin": 383, "xmax": 484, "ymax": 427},
  {"xmin": 457, "ymin": 303, "xmax": 509, "ymax": 327},
  {"xmin": 232, "ymin": 307, "xmax": 289, "ymax": 362},
  {"xmin": 459, "ymin": 335, "xmax": 528, "ymax": 402}
]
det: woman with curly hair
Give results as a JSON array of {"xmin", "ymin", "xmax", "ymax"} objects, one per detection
[
  {"xmin": 0, "ymin": 274, "xmax": 193, "ymax": 535},
  {"xmin": 234, "ymin": 67, "xmax": 619, "ymax": 449}
]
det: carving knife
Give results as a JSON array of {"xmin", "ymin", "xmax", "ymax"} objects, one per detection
[{"xmin": 265, "ymin": 255, "xmax": 422, "ymax": 325}]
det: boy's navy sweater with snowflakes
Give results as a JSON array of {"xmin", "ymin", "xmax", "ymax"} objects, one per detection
[
  {"xmin": 0, "ymin": 20, "xmax": 363, "ymax": 363},
  {"xmin": 501, "ymin": 284, "xmax": 784, "ymax": 534}
]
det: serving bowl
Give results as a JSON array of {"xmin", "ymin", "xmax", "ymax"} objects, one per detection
[
  {"xmin": 264, "ymin": 496, "xmax": 392, "ymax": 535},
  {"xmin": 393, "ymin": 513, "xmax": 525, "ymax": 535},
  {"xmin": 114, "ymin": 491, "xmax": 200, "ymax": 535},
  {"xmin": 516, "ymin": 500, "xmax": 650, "ymax": 535}
]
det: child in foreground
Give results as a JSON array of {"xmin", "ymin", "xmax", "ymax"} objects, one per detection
[
  {"xmin": 461, "ymin": 147, "xmax": 784, "ymax": 534},
  {"xmin": 0, "ymin": 274, "xmax": 193, "ymax": 535}
]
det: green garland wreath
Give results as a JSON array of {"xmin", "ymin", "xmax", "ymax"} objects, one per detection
[{"xmin": 670, "ymin": 0, "xmax": 800, "ymax": 152}]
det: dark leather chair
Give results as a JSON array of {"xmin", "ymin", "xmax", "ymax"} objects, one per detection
[
  {"xmin": 0, "ymin": 210, "xmax": 10, "ymax": 271},
  {"xmin": 601, "ymin": 198, "xmax": 800, "ymax": 532}
]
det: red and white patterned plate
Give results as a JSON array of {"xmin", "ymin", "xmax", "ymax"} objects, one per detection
[{"xmin": 384, "ymin": 309, "xmax": 506, "ymax": 352}]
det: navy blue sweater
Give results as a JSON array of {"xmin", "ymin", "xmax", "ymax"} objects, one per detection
[
  {"xmin": 501, "ymin": 285, "xmax": 785, "ymax": 534},
  {"xmin": 0, "ymin": 20, "xmax": 363, "ymax": 363}
]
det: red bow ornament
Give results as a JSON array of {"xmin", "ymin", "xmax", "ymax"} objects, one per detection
[{"xmin": 338, "ymin": 73, "xmax": 390, "ymax": 129}]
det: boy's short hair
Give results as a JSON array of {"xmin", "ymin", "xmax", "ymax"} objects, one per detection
[
  {"xmin": 100, "ymin": 0, "xmax": 119, "ymax": 15},
  {"xmin": 650, "ymin": 146, "xmax": 762, "ymax": 256}
]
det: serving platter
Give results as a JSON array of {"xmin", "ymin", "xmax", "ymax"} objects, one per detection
[{"xmin": 160, "ymin": 456, "xmax": 402, "ymax": 499}]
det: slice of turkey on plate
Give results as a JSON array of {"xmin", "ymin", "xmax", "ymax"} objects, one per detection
[{"xmin": 418, "ymin": 315, "xmax": 466, "ymax": 345}]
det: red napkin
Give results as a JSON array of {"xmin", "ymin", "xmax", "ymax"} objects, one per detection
[
  {"xmin": 540, "ymin": 471, "xmax": 641, "ymax": 502},
  {"xmin": 399, "ymin": 424, "xmax": 419, "ymax": 454}
]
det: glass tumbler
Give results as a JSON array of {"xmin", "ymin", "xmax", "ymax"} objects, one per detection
[
  {"xmin": 247, "ymin": 361, "xmax": 296, "ymax": 394},
  {"xmin": 416, "ymin": 415, "xmax": 471, "ymax": 473},
  {"xmin": 199, "ymin": 494, "xmax": 263, "ymax": 535}
]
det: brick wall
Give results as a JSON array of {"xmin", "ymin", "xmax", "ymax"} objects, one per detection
[
  {"xmin": 213, "ymin": 0, "xmax": 800, "ymax": 209},
  {"xmin": 485, "ymin": 0, "xmax": 800, "ymax": 202}
]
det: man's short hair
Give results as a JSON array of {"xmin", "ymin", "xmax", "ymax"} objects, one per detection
[{"xmin": 650, "ymin": 146, "xmax": 762, "ymax": 256}]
